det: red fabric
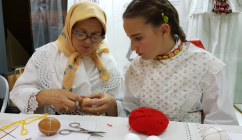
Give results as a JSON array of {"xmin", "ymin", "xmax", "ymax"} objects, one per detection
[
  {"xmin": 186, "ymin": 40, "xmax": 205, "ymax": 50},
  {"xmin": 129, "ymin": 107, "xmax": 169, "ymax": 135}
]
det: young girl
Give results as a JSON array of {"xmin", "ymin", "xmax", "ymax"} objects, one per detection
[{"xmin": 123, "ymin": 0, "xmax": 238, "ymax": 125}]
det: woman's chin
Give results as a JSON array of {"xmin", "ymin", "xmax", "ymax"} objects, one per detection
[
  {"xmin": 77, "ymin": 49, "xmax": 91, "ymax": 56},
  {"xmin": 80, "ymin": 47, "xmax": 97, "ymax": 55}
]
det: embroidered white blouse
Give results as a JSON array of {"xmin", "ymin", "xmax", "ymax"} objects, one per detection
[
  {"xmin": 123, "ymin": 40, "xmax": 239, "ymax": 125},
  {"xmin": 10, "ymin": 42, "xmax": 127, "ymax": 117}
]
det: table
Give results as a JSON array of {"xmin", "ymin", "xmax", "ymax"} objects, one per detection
[{"xmin": 0, "ymin": 113, "xmax": 242, "ymax": 140}]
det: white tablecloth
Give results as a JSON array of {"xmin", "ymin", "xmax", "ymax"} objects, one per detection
[{"xmin": 0, "ymin": 113, "xmax": 242, "ymax": 140}]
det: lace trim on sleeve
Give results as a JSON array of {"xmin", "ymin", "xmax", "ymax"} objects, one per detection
[
  {"xmin": 11, "ymin": 85, "xmax": 42, "ymax": 114},
  {"xmin": 91, "ymin": 67, "xmax": 122, "ymax": 93},
  {"xmin": 24, "ymin": 91, "xmax": 39, "ymax": 114},
  {"xmin": 32, "ymin": 45, "xmax": 53, "ymax": 89}
]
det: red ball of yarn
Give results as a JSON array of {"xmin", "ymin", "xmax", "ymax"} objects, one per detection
[{"xmin": 129, "ymin": 107, "xmax": 169, "ymax": 135}]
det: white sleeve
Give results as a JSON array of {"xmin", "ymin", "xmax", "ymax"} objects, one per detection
[
  {"xmin": 202, "ymin": 69, "xmax": 239, "ymax": 125},
  {"xmin": 123, "ymin": 67, "xmax": 140, "ymax": 115},
  {"xmin": 10, "ymin": 58, "xmax": 44, "ymax": 114},
  {"xmin": 98, "ymin": 53, "xmax": 128, "ymax": 117},
  {"xmin": 108, "ymin": 76, "xmax": 127, "ymax": 117}
]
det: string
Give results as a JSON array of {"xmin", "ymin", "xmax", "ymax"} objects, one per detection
[
  {"xmin": 73, "ymin": 105, "xmax": 78, "ymax": 115},
  {"xmin": 0, "ymin": 113, "xmax": 48, "ymax": 135}
]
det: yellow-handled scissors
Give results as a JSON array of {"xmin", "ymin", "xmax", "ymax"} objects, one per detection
[{"xmin": 59, "ymin": 122, "xmax": 106, "ymax": 137}]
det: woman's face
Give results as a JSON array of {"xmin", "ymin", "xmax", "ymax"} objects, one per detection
[
  {"xmin": 123, "ymin": 17, "xmax": 167, "ymax": 60},
  {"xmin": 71, "ymin": 18, "xmax": 103, "ymax": 55}
]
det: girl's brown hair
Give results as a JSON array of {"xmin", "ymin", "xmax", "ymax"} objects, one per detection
[{"xmin": 123, "ymin": 0, "xmax": 186, "ymax": 42}]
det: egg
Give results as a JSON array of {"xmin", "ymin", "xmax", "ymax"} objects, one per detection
[
  {"xmin": 38, "ymin": 117, "xmax": 61, "ymax": 136},
  {"xmin": 79, "ymin": 97, "xmax": 92, "ymax": 107},
  {"xmin": 123, "ymin": 133, "xmax": 141, "ymax": 140},
  {"xmin": 202, "ymin": 127, "xmax": 228, "ymax": 140},
  {"xmin": 146, "ymin": 136, "xmax": 162, "ymax": 140}
]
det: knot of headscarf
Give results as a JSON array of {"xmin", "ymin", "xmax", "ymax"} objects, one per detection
[{"xmin": 54, "ymin": 1, "xmax": 110, "ymax": 92}]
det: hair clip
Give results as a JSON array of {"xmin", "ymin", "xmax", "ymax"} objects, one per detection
[{"xmin": 162, "ymin": 13, "xmax": 169, "ymax": 23}]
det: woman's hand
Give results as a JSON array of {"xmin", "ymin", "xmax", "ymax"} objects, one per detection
[
  {"xmin": 81, "ymin": 92, "xmax": 118, "ymax": 116},
  {"xmin": 36, "ymin": 89, "xmax": 82, "ymax": 113}
]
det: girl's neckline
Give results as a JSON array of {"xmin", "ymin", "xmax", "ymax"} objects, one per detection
[{"xmin": 154, "ymin": 40, "xmax": 183, "ymax": 60}]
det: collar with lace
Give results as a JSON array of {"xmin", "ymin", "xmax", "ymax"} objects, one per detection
[{"xmin": 154, "ymin": 40, "xmax": 183, "ymax": 60}]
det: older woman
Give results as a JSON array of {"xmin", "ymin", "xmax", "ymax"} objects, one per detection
[{"xmin": 10, "ymin": 1, "xmax": 126, "ymax": 117}]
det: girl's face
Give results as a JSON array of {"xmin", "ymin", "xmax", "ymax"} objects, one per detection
[
  {"xmin": 123, "ymin": 17, "xmax": 170, "ymax": 60},
  {"xmin": 71, "ymin": 18, "xmax": 103, "ymax": 55}
]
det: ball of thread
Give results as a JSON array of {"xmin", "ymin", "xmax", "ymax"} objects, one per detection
[
  {"xmin": 129, "ymin": 107, "xmax": 169, "ymax": 135},
  {"xmin": 38, "ymin": 117, "xmax": 61, "ymax": 136}
]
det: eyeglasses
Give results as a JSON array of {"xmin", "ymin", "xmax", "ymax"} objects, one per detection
[{"xmin": 72, "ymin": 30, "xmax": 105, "ymax": 43}]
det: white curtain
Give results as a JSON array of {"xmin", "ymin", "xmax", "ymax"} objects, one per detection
[
  {"xmin": 67, "ymin": 0, "xmax": 104, "ymax": 12},
  {"xmin": 234, "ymin": 14, "xmax": 242, "ymax": 104},
  {"xmin": 30, "ymin": 0, "xmax": 67, "ymax": 50},
  {"xmin": 177, "ymin": 0, "xmax": 242, "ymax": 100}
]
